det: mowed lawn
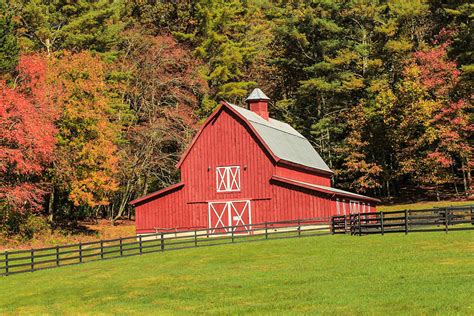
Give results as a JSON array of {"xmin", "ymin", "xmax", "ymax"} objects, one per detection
[{"xmin": 1, "ymin": 232, "xmax": 473, "ymax": 315}]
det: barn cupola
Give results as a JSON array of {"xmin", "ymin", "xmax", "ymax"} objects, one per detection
[{"xmin": 245, "ymin": 88, "xmax": 270, "ymax": 120}]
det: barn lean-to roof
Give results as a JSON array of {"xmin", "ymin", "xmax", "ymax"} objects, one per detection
[
  {"xmin": 271, "ymin": 176, "xmax": 381, "ymax": 203},
  {"xmin": 130, "ymin": 182, "xmax": 184, "ymax": 206}
]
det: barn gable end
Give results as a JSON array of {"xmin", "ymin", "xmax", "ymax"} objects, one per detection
[{"xmin": 180, "ymin": 105, "xmax": 275, "ymax": 203}]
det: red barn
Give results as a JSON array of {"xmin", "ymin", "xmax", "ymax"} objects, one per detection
[{"xmin": 130, "ymin": 89, "xmax": 379, "ymax": 234}]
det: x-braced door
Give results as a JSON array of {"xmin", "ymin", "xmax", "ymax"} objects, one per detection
[{"xmin": 208, "ymin": 200, "xmax": 251, "ymax": 235}]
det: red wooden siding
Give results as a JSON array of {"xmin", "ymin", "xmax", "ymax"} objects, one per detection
[
  {"xmin": 269, "ymin": 183, "xmax": 335, "ymax": 222},
  {"xmin": 275, "ymin": 164, "xmax": 331, "ymax": 186},
  {"xmin": 180, "ymin": 107, "xmax": 274, "ymax": 203},
  {"xmin": 136, "ymin": 188, "xmax": 207, "ymax": 233}
]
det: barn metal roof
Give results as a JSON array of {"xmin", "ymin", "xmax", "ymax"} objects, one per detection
[{"xmin": 227, "ymin": 103, "xmax": 332, "ymax": 173}]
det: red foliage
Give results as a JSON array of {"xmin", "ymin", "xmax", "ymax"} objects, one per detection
[
  {"xmin": 411, "ymin": 42, "xmax": 459, "ymax": 96},
  {"xmin": 427, "ymin": 152, "xmax": 453, "ymax": 168},
  {"xmin": 431, "ymin": 99, "xmax": 473, "ymax": 165},
  {"xmin": 0, "ymin": 55, "xmax": 58, "ymax": 213}
]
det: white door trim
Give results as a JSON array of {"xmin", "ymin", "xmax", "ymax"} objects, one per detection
[{"xmin": 208, "ymin": 200, "xmax": 251, "ymax": 234}]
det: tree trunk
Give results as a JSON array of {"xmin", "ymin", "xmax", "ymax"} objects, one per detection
[
  {"xmin": 452, "ymin": 165, "xmax": 459, "ymax": 196},
  {"xmin": 114, "ymin": 180, "xmax": 132, "ymax": 222},
  {"xmin": 462, "ymin": 161, "xmax": 468, "ymax": 195},
  {"xmin": 466, "ymin": 157, "xmax": 472, "ymax": 195},
  {"xmin": 143, "ymin": 175, "xmax": 149, "ymax": 196},
  {"xmin": 48, "ymin": 188, "xmax": 55, "ymax": 222}
]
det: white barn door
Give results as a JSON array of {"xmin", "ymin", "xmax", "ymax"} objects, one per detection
[{"xmin": 208, "ymin": 200, "xmax": 251, "ymax": 235}]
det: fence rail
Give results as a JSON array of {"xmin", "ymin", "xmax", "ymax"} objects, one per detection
[
  {"xmin": 0, "ymin": 217, "xmax": 332, "ymax": 276},
  {"xmin": 332, "ymin": 205, "xmax": 474, "ymax": 235}
]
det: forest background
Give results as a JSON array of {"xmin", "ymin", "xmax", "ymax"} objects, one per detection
[{"xmin": 0, "ymin": 0, "xmax": 472, "ymax": 241}]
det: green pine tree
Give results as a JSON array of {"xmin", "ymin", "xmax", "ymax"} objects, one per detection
[
  {"xmin": 17, "ymin": 0, "xmax": 125, "ymax": 53},
  {"xmin": 175, "ymin": 0, "xmax": 274, "ymax": 107},
  {"xmin": 0, "ymin": 2, "xmax": 19, "ymax": 75}
]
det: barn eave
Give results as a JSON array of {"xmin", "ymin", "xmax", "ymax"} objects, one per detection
[{"xmin": 129, "ymin": 182, "xmax": 185, "ymax": 206}]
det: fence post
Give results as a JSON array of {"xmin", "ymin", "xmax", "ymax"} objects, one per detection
[
  {"xmin": 100, "ymin": 241, "xmax": 104, "ymax": 259},
  {"xmin": 139, "ymin": 235, "xmax": 143, "ymax": 254},
  {"xmin": 30, "ymin": 249, "xmax": 34, "ymax": 272},
  {"xmin": 349, "ymin": 215, "xmax": 352, "ymax": 235},
  {"xmin": 380, "ymin": 211, "xmax": 384, "ymax": 235},
  {"xmin": 119, "ymin": 237, "xmax": 123, "ymax": 256},
  {"xmin": 231, "ymin": 227, "xmax": 234, "ymax": 243},
  {"xmin": 357, "ymin": 214, "xmax": 361, "ymax": 236},
  {"xmin": 160, "ymin": 233, "xmax": 164, "ymax": 252},
  {"xmin": 471, "ymin": 206, "xmax": 474, "ymax": 225},
  {"xmin": 194, "ymin": 230, "xmax": 198, "ymax": 247},
  {"xmin": 265, "ymin": 222, "xmax": 268, "ymax": 239},
  {"xmin": 445, "ymin": 208, "xmax": 449, "ymax": 234},
  {"xmin": 56, "ymin": 246, "xmax": 60, "ymax": 266},
  {"xmin": 471, "ymin": 205, "xmax": 474, "ymax": 225},
  {"xmin": 404, "ymin": 210, "xmax": 408, "ymax": 235},
  {"xmin": 298, "ymin": 219, "xmax": 301, "ymax": 237},
  {"xmin": 5, "ymin": 251, "xmax": 8, "ymax": 276},
  {"xmin": 330, "ymin": 217, "xmax": 334, "ymax": 235},
  {"xmin": 344, "ymin": 215, "xmax": 347, "ymax": 234},
  {"xmin": 79, "ymin": 242, "xmax": 83, "ymax": 263}
]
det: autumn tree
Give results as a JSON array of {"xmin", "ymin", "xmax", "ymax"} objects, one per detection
[
  {"xmin": 391, "ymin": 35, "xmax": 471, "ymax": 199},
  {"xmin": 49, "ymin": 51, "xmax": 121, "ymax": 220},
  {"xmin": 336, "ymin": 104, "xmax": 383, "ymax": 194},
  {"xmin": 109, "ymin": 32, "xmax": 208, "ymax": 221},
  {"xmin": 0, "ymin": 55, "xmax": 58, "ymax": 215}
]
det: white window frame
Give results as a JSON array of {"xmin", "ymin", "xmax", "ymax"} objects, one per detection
[
  {"xmin": 349, "ymin": 200, "xmax": 360, "ymax": 214},
  {"xmin": 216, "ymin": 166, "xmax": 241, "ymax": 192}
]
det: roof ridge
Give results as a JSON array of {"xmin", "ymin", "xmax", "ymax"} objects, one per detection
[
  {"xmin": 248, "ymin": 119, "xmax": 307, "ymax": 140},
  {"xmin": 224, "ymin": 101, "xmax": 332, "ymax": 173},
  {"xmin": 226, "ymin": 103, "xmax": 305, "ymax": 139}
]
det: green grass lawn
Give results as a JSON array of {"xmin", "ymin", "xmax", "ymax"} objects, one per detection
[
  {"xmin": 0, "ymin": 232, "xmax": 473, "ymax": 315},
  {"xmin": 379, "ymin": 200, "xmax": 473, "ymax": 212}
]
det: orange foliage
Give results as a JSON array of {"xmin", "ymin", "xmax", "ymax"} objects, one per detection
[{"xmin": 51, "ymin": 51, "xmax": 119, "ymax": 207}]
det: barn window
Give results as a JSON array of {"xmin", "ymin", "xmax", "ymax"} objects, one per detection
[
  {"xmin": 216, "ymin": 166, "xmax": 241, "ymax": 192},
  {"xmin": 350, "ymin": 200, "xmax": 360, "ymax": 214}
]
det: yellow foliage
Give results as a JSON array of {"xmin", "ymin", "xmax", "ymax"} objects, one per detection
[{"xmin": 50, "ymin": 51, "xmax": 120, "ymax": 208}]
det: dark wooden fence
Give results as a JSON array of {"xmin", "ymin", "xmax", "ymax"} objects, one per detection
[
  {"xmin": 0, "ymin": 217, "xmax": 331, "ymax": 276},
  {"xmin": 2, "ymin": 205, "xmax": 472, "ymax": 277},
  {"xmin": 332, "ymin": 205, "xmax": 474, "ymax": 235}
]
